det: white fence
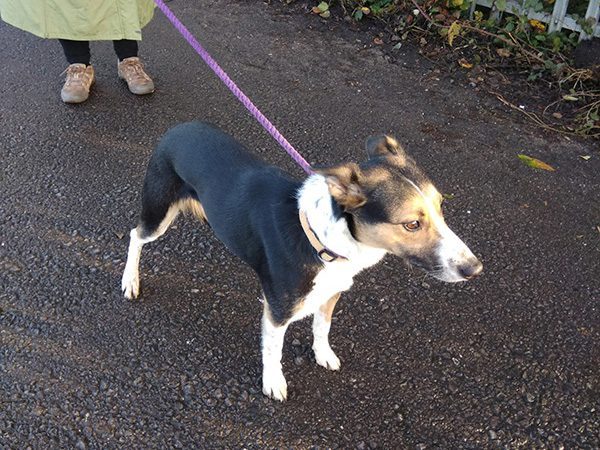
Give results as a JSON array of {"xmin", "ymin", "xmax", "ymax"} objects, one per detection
[{"xmin": 469, "ymin": 0, "xmax": 600, "ymax": 39}]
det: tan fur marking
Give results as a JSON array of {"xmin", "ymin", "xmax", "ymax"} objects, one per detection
[
  {"xmin": 421, "ymin": 183, "xmax": 442, "ymax": 201},
  {"xmin": 290, "ymin": 292, "xmax": 341, "ymax": 322},
  {"xmin": 317, "ymin": 164, "xmax": 367, "ymax": 210},
  {"xmin": 263, "ymin": 300, "xmax": 277, "ymax": 326},
  {"xmin": 176, "ymin": 198, "xmax": 208, "ymax": 222},
  {"xmin": 362, "ymin": 166, "xmax": 392, "ymax": 184},
  {"xmin": 319, "ymin": 293, "xmax": 341, "ymax": 324},
  {"xmin": 354, "ymin": 181, "xmax": 446, "ymax": 256},
  {"xmin": 366, "ymin": 135, "xmax": 407, "ymax": 165},
  {"xmin": 384, "ymin": 135, "xmax": 407, "ymax": 165},
  {"xmin": 385, "ymin": 136, "xmax": 400, "ymax": 151},
  {"xmin": 291, "ymin": 298, "xmax": 305, "ymax": 319}
]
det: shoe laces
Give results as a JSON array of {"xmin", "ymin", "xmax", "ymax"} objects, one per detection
[
  {"xmin": 62, "ymin": 65, "xmax": 89, "ymax": 86},
  {"xmin": 121, "ymin": 59, "xmax": 151, "ymax": 82}
]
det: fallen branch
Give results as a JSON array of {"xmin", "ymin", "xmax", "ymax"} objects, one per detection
[{"xmin": 490, "ymin": 90, "xmax": 580, "ymax": 135}]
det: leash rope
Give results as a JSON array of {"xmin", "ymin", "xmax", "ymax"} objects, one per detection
[{"xmin": 153, "ymin": 0, "xmax": 314, "ymax": 175}]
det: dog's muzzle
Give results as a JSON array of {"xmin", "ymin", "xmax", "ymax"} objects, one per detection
[
  {"xmin": 456, "ymin": 258, "xmax": 483, "ymax": 280},
  {"xmin": 434, "ymin": 227, "xmax": 483, "ymax": 282}
]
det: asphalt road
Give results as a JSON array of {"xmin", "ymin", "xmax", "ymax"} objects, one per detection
[{"xmin": 1, "ymin": 1, "xmax": 598, "ymax": 448}]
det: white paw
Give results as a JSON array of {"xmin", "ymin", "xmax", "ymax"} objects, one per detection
[
  {"xmin": 262, "ymin": 369, "xmax": 288, "ymax": 401},
  {"xmin": 313, "ymin": 344, "xmax": 341, "ymax": 371},
  {"xmin": 121, "ymin": 270, "xmax": 140, "ymax": 300}
]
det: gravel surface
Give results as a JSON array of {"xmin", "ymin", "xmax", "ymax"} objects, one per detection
[{"xmin": 1, "ymin": 1, "xmax": 598, "ymax": 448}]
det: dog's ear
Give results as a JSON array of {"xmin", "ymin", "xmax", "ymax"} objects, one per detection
[
  {"xmin": 316, "ymin": 163, "xmax": 367, "ymax": 211},
  {"xmin": 365, "ymin": 135, "xmax": 407, "ymax": 163}
]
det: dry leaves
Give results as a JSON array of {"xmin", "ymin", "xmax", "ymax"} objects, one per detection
[
  {"xmin": 518, "ymin": 154, "xmax": 556, "ymax": 171},
  {"xmin": 458, "ymin": 58, "xmax": 473, "ymax": 69},
  {"xmin": 496, "ymin": 48, "xmax": 511, "ymax": 58},
  {"xmin": 312, "ymin": 2, "xmax": 330, "ymax": 18},
  {"xmin": 447, "ymin": 21, "xmax": 461, "ymax": 47}
]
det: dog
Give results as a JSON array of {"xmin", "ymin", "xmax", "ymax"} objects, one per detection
[{"xmin": 121, "ymin": 121, "xmax": 482, "ymax": 401}]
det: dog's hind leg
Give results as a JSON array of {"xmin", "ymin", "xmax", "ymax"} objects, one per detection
[
  {"xmin": 121, "ymin": 159, "xmax": 197, "ymax": 299},
  {"xmin": 312, "ymin": 293, "xmax": 342, "ymax": 371},
  {"xmin": 121, "ymin": 226, "xmax": 150, "ymax": 300},
  {"xmin": 121, "ymin": 200, "xmax": 183, "ymax": 299}
]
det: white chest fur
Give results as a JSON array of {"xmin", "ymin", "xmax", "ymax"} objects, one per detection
[
  {"xmin": 290, "ymin": 250, "xmax": 384, "ymax": 322},
  {"xmin": 293, "ymin": 173, "xmax": 387, "ymax": 323}
]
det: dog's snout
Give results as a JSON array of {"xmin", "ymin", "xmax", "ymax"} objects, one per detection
[{"xmin": 458, "ymin": 259, "xmax": 483, "ymax": 280}]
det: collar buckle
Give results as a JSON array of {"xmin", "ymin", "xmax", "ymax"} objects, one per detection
[
  {"xmin": 318, "ymin": 248, "xmax": 339, "ymax": 263},
  {"xmin": 299, "ymin": 210, "xmax": 348, "ymax": 263}
]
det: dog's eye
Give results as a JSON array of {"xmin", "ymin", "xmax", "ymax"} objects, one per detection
[{"xmin": 403, "ymin": 220, "xmax": 420, "ymax": 232}]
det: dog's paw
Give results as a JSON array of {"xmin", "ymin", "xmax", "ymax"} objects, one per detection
[
  {"xmin": 262, "ymin": 369, "xmax": 288, "ymax": 401},
  {"xmin": 313, "ymin": 344, "xmax": 341, "ymax": 371},
  {"xmin": 121, "ymin": 271, "xmax": 140, "ymax": 300}
]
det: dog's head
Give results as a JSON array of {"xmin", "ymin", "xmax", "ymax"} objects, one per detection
[{"xmin": 317, "ymin": 135, "xmax": 482, "ymax": 282}]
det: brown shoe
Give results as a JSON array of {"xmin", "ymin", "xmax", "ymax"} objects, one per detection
[
  {"xmin": 61, "ymin": 64, "xmax": 95, "ymax": 104},
  {"xmin": 117, "ymin": 57, "xmax": 155, "ymax": 95}
]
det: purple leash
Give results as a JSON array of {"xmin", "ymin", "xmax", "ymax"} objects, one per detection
[{"xmin": 153, "ymin": 0, "xmax": 314, "ymax": 175}]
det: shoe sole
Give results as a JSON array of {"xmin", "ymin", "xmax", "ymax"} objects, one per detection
[
  {"xmin": 61, "ymin": 77, "xmax": 95, "ymax": 104},
  {"xmin": 118, "ymin": 71, "xmax": 155, "ymax": 95}
]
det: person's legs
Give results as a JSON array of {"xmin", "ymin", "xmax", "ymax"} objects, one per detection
[
  {"xmin": 58, "ymin": 40, "xmax": 94, "ymax": 104},
  {"xmin": 59, "ymin": 39, "xmax": 91, "ymax": 65},
  {"xmin": 113, "ymin": 39, "xmax": 138, "ymax": 61},
  {"xmin": 115, "ymin": 39, "xmax": 154, "ymax": 95}
]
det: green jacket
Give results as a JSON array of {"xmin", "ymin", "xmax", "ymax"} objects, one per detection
[{"xmin": 0, "ymin": 0, "xmax": 155, "ymax": 41}]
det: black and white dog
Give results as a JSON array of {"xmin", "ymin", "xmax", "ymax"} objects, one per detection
[{"xmin": 122, "ymin": 121, "xmax": 482, "ymax": 401}]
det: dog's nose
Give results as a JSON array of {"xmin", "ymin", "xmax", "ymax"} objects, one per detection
[{"xmin": 458, "ymin": 259, "xmax": 483, "ymax": 280}]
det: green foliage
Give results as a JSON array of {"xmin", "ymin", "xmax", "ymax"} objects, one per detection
[
  {"xmin": 319, "ymin": 0, "xmax": 598, "ymax": 137},
  {"xmin": 331, "ymin": 0, "xmax": 587, "ymax": 75},
  {"xmin": 339, "ymin": 0, "xmax": 396, "ymax": 20},
  {"xmin": 523, "ymin": 0, "xmax": 545, "ymax": 12}
]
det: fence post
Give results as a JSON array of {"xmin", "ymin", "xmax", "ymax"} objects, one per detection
[
  {"xmin": 469, "ymin": 0, "xmax": 478, "ymax": 18},
  {"xmin": 548, "ymin": 0, "xmax": 570, "ymax": 32},
  {"xmin": 581, "ymin": 0, "xmax": 600, "ymax": 39}
]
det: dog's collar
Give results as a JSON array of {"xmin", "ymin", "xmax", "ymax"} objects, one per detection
[{"xmin": 299, "ymin": 210, "xmax": 348, "ymax": 263}]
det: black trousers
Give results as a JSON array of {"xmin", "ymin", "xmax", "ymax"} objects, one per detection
[{"xmin": 59, "ymin": 39, "xmax": 139, "ymax": 65}]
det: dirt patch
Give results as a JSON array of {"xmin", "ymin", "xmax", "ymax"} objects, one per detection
[{"xmin": 274, "ymin": 0, "xmax": 600, "ymax": 139}]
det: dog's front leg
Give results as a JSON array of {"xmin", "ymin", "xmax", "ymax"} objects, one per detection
[
  {"xmin": 122, "ymin": 228, "xmax": 145, "ymax": 299},
  {"xmin": 261, "ymin": 304, "xmax": 289, "ymax": 401},
  {"xmin": 312, "ymin": 293, "xmax": 341, "ymax": 371}
]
